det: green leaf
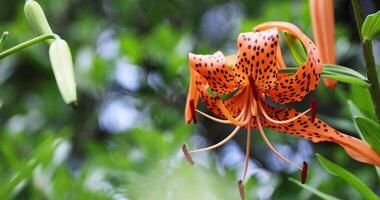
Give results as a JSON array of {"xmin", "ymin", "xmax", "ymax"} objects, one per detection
[
  {"xmin": 348, "ymin": 100, "xmax": 365, "ymax": 118},
  {"xmin": 354, "ymin": 117, "xmax": 380, "ymax": 154},
  {"xmin": 288, "ymin": 178, "xmax": 341, "ymax": 200},
  {"xmin": 278, "ymin": 64, "xmax": 369, "ymax": 86},
  {"xmin": 322, "ymin": 74, "xmax": 369, "ymax": 87},
  {"xmin": 316, "ymin": 154, "xmax": 380, "ymax": 200},
  {"xmin": 362, "ymin": 10, "xmax": 380, "ymax": 40},
  {"xmin": 323, "ymin": 64, "xmax": 367, "ymax": 80},
  {"xmin": 282, "ymin": 31, "xmax": 307, "ymax": 65},
  {"xmin": 0, "ymin": 31, "xmax": 9, "ymax": 51}
]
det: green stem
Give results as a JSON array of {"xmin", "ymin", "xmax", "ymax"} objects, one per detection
[
  {"xmin": 0, "ymin": 34, "xmax": 57, "ymax": 60},
  {"xmin": 351, "ymin": 0, "xmax": 380, "ymax": 123}
]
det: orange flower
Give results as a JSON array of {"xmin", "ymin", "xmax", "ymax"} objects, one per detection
[
  {"xmin": 310, "ymin": 0, "xmax": 337, "ymax": 88},
  {"xmin": 183, "ymin": 21, "xmax": 380, "ymax": 198}
]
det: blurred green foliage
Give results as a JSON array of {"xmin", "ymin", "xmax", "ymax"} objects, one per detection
[{"xmin": 0, "ymin": 0, "xmax": 379, "ymax": 199}]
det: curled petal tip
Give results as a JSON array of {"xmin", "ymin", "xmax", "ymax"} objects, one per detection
[
  {"xmin": 182, "ymin": 144, "xmax": 194, "ymax": 165},
  {"xmin": 301, "ymin": 161, "xmax": 308, "ymax": 184},
  {"xmin": 237, "ymin": 180, "xmax": 245, "ymax": 199}
]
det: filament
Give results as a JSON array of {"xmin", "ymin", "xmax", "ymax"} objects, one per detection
[
  {"xmin": 215, "ymin": 97, "xmax": 244, "ymax": 126},
  {"xmin": 242, "ymin": 126, "xmax": 252, "ymax": 182},
  {"xmin": 196, "ymin": 109, "xmax": 234, "ymax": 124},
  {"xmin": 258, "ymin": 101, "xmax": 310, "ymax": 124},
  {"xmin": 256, "ymin": 115, "xmax": 302, "ymax": 171},
  {"xmin": 189, "ymin": 126, "xmax": 241, "ymax": 153}
]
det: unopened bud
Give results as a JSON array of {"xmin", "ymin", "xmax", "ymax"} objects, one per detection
[
  {"xmin": 24, "ymin": 0, "xmax": 53, "ymax": 44},
  {"xmin": 49, "ymin": 38, "xmax": 77, "ymax": 105}
]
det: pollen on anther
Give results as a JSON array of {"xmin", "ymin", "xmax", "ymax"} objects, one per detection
[
  {"xmin": 182, "ymin": 144, "xmax": 194, "ymax": 165},
  {"xmin": 237, "ymin": 180, "xmax": 245, "ymax": 199},
  {"xmin": 301, "ymin": 161, "xmax": 308, "ymax": 184}
]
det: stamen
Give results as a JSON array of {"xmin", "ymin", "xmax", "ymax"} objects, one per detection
[
  {"xmin": 182, "ymin": 144, "xmax": 194, "ymax": 165},
  {"xmin": 189, "ymin": 100, "xmax": 197, "ymax": 124},
  {"xmin": 301, "ymin": 161, "xmax": 308, "ymax": 184},
  {"xmin": 196, "ymin": 109, "xmax": 233, "ymax": 124},
  {"xmin": 215, "ymin": 96, "xmax": 244, "ymax": 126},
  {"xmin": 189, "ymin": 126, "xmax": 241, "ymax": 153},
  {"xmin": 256, "ymin": 115, "xmax": 303, "ymax": 171},
  {"xmin": 249, "ymin": 90, "xmax": 258, "ymax": 116},
  {"xmin": 259, "ymin": 101, "xmax": 311, "ymax": 124},
  {"xmin": 237, "ymin": 180, "xmax": 245, "ymax": 199},
  {"xmin": 243, "ymin": 127, "xmax": 252, "ymax": 182},
  {"xmin": 310, "ymin": 97, "xmax": 317, "ymax": 122}
]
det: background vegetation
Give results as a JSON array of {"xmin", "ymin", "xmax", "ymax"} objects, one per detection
[{"xmin": 0, "ymin": 0, "xmax": 379, "ymax": 199}]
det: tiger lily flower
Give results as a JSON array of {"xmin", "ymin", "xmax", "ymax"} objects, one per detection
[
  {"xmin": 182, "ymin": 21, "xmax": 380, "ymax": 199},
  {"xmin": 310, "ymin": 0, "xmax": 337, "ymax": 88}
]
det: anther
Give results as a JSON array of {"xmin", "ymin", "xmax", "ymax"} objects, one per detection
[
  {"xmin": 182, "ymin": 144, "xmax": 194, "ymax": 165},
  {"xmin": 301, "ymin": 161, "xmax": 308, "ymax": 184},
  {"xmin": 310, "ymin": 97, "xmax": 317, "ymax": 122},
  {"xmin": 189, "ymin": 100, "xmax": 197, "ymax": 124},
  {"xmin": 237, "ymin": 180, "xmax": 245, "ymax": 199}
]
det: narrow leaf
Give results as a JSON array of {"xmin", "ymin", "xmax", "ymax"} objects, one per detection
[
  {"xmin": 323, "ymin": 64, "xmax": 367, "ymax": 80},
  {"xmin": 0, "ymin": 31, "xmax": 9, "ymax": 51},
  {"xmin": 278, "ymin": 65, "xmax": 368, "ymax": 86},
  {"xmin": 362, "ymin": 10, "xmax": 380, "ymax": 40},
  {"xmin": 288, "ymin": 178, "xmax": 341, "ymax": 200},
  {"xmin": 322, "ymin": 74, "xmax": 369, "ymax": 87},
  {"xmin": 354, "ymin": 117, "xmax": 380, "ymax": 154},
  {"xmin": 282, "ymin": 31, "xmax": 307, "ymax": 65},
  {"xmin": 316, "ymin": 154, "xmax": 380, "ymax": 200}
]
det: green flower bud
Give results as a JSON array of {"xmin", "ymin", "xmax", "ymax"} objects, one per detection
[
  {"xmin": 24, "ymin": 0, "xmax": 54, "ymax": 44},
  {"xmin": 49, "ymin": 38, "xmax": 77, "ymax": 105}
]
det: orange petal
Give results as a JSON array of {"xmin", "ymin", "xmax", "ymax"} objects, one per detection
[
  {"xmin": 193, "ymin": 71, "xmax": 246, "ymax": 119},
  {"xmin": 260, "ymin": 102, "xmax": 380, "ymax": 167},
  {"xmin": 254, "ymin": 22, "xmax": 322, "ymax": 104},
  {"xmin": 310, "ymin": 0, "xmax": 337, "ymax": 88},
  {"xmin": 189, "ymin": 52, "xmax": 238, "ymax": 95},
  {"xmin": 235, "ymin": 29, "xmax": 279, "ymax": 92}
]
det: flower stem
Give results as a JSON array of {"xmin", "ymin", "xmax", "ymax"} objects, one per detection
[
  {"xmin": 0, "ymin": 33, "xmax": 57, "ymax": 60},
  {"xmin": 351, "ymin": 0, "xmax": 380, "ymax": 123}
]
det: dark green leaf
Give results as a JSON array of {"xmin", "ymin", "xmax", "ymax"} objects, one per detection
[
  {"xmin": 288, "ymin": 178, "xmax": 341, "ymax": 200},
  {"xmin": 316, "ymin": 154, "xmax": 380, "ymax": 200},
  {"xmin": 354, "ymin": 117, "xmax": 380, "ymax": 154}
]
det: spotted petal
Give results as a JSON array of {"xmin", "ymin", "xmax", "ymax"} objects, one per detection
[
  {"xmin": 235, "ymin": 29, "xmax": 279, "ymax": 92},
  {"xmin": 260, "ymin": 102, "xmax": 380, "ymax": 167},
  {"xmin": 255, "ymin": 22, "xmax": 322, "ymax": 104},
  {"xmin": 189, "ymin": 52, "xmax": 238, "ymax": 95},
  {"xmin": 194, "ymin": 73, "xmax": 247, "ymax": 119}
]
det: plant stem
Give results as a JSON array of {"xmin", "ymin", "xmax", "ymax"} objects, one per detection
[
  {"xmin": 0, "ymin": 34, "xmax": 57, "ymax": 60},
  {"xmin": 351, "ymin": 0, "xmax": 380, "ymax": 123}
]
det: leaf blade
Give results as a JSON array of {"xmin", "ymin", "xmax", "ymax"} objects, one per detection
[
  {"xmin": 354, "ymin": 117, "xmax": 380, "ymax": 154},
  {"xmin": 316, "ymin": 154, "xmax": 380, "ymax": 200},
  {"xmin": 288, "ymin": 178, "xmax": 341, "ymax": 200},
  {"xmin": 362, "ymin": 10, "xmax": 380, "ymax": 40}
]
